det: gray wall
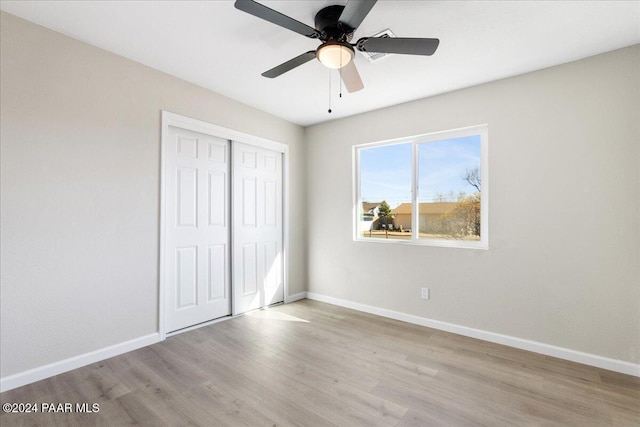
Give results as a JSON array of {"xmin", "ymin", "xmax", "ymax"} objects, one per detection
[
  {"xmin": 305, "ymin": 46, "xmax": 640, "ymax": 364},
  {"xmin": 0, "ymin": 12, "xmax": 306, "ymax": 378}
]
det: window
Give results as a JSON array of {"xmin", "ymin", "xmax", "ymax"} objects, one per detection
[{"xmin": 355, "ymin": 125, "xmax": 488, "ymax": 249}]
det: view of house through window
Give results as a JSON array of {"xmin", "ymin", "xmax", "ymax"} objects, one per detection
[
  {"xmin": 418, "ymin": 135, "xmax": 481, "ymax": 240},
  {"xmin": 356, "ymin": 126, "xmax": 487, "ymax": 248},
  {"xmin": 359, "ymin": 142, "xmax": 412, "ymax": 241}
]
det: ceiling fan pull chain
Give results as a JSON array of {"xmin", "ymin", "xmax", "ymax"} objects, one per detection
[
  {"xmin": 339, "ymin": 55, "xmax": 343, "ymax": 98},
  {"xmin": 328, "ymin": 69, "xmax": 332, "ymax": 113}
]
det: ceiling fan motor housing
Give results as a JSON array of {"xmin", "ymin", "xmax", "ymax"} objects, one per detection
[{"xmin": 314, "ymin": 5, "xmax": 353, "ymax": 42}]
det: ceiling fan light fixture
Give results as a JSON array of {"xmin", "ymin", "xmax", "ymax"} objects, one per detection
[{"xmin": 317, "ymin": 41, "xmax": 354, "ymax": 69}]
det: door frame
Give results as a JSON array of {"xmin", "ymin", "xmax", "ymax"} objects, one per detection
[{"xmin": 159, "ymin": 111, "xmax": 290, "ymax": 339}]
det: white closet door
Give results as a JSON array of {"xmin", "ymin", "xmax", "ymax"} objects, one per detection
[
  {"xmin": 232, "ymin": 141, "xmax": 284, "ymax": 315},
  {"xmin": 164, "ymin": 126, "xmax": 231, "ymax": 332}
]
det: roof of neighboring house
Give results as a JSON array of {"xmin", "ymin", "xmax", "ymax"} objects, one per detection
[
  {"xmin": 392, "ymin": 202, "xmax": 457, "ymax": 215},
  {"xmin": 362, "ymin": 202, "xmax": 381, "ymax": 212}
]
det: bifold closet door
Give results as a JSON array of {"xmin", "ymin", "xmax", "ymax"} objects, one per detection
[
  {"xmin": 232, "ymin": 141, "xmax": 284, "ymax": 315},
  {"xmin": 164, "ymin": 126, "xmax": 231, "ymax": 333}
]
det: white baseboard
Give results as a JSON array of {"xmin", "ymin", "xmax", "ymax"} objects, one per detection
[
  {"xmin": 305, "ymin": 292, "xmax": 640, "ymax": 377},
  {"xmin": 285, "ymin": 291, "xmax": 307, "ymax": 303},
  {"xmin": 1, "ymin": 333, "xmax": 162, "ymax": 393}
]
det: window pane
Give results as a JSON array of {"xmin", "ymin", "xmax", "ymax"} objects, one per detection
[
  {"xmin": 418, "ymin": 135, "xmax": 481, "ymax": 241},
  {"xmin": 359, "ymin": 143, "xmax": 412, "ymax": 240}
]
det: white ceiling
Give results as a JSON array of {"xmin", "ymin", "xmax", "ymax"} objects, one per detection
[{"xmin": 2, "ymin": 1, "xmax": 639, "ymax": 126}]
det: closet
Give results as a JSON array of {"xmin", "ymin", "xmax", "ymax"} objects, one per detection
[{"xmin": 161, "ymin": 113, "xmax": 285, "ymax": 333}]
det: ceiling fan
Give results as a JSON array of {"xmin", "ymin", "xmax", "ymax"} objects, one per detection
[{"xmin": 234, "ymin": 0, "xmax": 440, "ymax": 93}]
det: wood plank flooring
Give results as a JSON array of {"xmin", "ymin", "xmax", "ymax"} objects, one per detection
[{"xmin": 1, "ymin": 299, "xmax": 638, "ymax": 426}]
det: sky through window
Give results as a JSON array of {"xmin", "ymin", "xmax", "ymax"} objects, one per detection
[{"xmin": 360, "ymin": 135, "xmax": 481, "ymax": 207}]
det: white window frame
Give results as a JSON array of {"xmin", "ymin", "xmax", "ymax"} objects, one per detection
[{"xmin": 353, "ymin": 124, "xmax": 488, "ymax": 249}]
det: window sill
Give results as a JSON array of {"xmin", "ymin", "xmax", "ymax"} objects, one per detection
[{"xmin": 354, "ymin": 237, "xmax": 488, "ymax": 250}]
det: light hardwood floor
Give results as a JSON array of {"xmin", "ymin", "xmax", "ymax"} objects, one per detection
[{"xmin": 1, "ymin": 299, "xmax": 639, "ymax": 426}]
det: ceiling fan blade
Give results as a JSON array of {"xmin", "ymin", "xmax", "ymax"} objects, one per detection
[
  {"xmin": 235, "ymin": 0, "xmax": 321, "ymax": 39},
  {"xmin": 262, "ymin": 51, "xmax": 317, "ymax": 78},
  {"xmin": 339, "ymin": 0, "xmax": 378, "ymax": 31},
  {"xmin": 340, "ymin": 61, "xmax": 364, "ymax": 93},
  {"xmin": 357, "ymin": 37, "xmax": 440, "ymax": 56}
]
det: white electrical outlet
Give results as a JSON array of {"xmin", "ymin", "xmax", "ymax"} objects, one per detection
[{"xmin": 421, "ymin": 288, "xmax": 430, "ymax": 300}]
